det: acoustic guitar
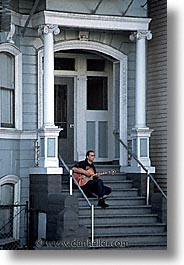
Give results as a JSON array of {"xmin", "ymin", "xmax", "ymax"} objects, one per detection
[{"xmin": 73, "ymin": 168, "xmax": 116, "ymax": 186}]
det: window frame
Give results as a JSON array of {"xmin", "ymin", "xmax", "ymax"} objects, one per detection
[
  {"xmin": 0, "ymin": 175, "xmax": 21, "ymax": 239},
  {"xmin": 0, "ymin": 43, "xmax": 22, "ymax": 131}
]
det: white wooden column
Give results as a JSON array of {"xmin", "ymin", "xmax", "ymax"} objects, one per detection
[
  {"xmin": 35, "ymin": 24, "xmax": 62, "ymax": 171},
  {"xmin": 135, "ymin": 32, "xmax": 147, "ymax": 128},
  {"xmin": 40, "ymin": 24, "xmax": 60, "ymax": 127},
  {"xmin": 129, "ymin": 30, "xmax": 155, "ymax": 173}
]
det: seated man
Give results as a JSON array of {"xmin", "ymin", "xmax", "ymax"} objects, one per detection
[{"xmin": 72, "ymin": 150, "xmax": 111, "ymax": 208}]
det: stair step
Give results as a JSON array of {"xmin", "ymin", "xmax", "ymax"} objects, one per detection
[
  {"xmin": 97, "ymin": 180, "xmax": 133, "ymax": 189},
  {"xmin": 78, "ymin": 196, "xmax": 146, "ymax": 206},
  {"xmin": 95, "ymin": 165, "xmax": 121, "ymax": 172},
  {"xmin": 90, "ymin": 233, "xmax": 167, "ymax": 245},
  {"xmin": 62, "ymin": 180, "xmax": 133, "ymax": 189},
  {"xmin": 79, "ymin": 214, "xmax": 159, "ymax": 225},
  {"xmin": 62, "ymin": 188, "xmax": 139, "ymax": 197},
  {"xmin": 79, "ymin": 205, "xmax": 152, "ymax": 215},
  {"xmin": 111, "ymin": 188, "xmax": 138, "ymax": 197},
  {"xmin": 62, "ymin": 173, "xmax": 128, "ymax": 184},
  {"xmin": 99, "ymin": 173, "xmax": 127, "ymax": 181},
  {"xmin": 85, "ymin": 223, "xmax": 166, "ymax": 235},
  {"xmin": 60, "ymin": 165, "xmax": 167, "ymax": 249},
  {"xmin": 124, "ymin": 242, "xmax": 167, "ymax": 250}
]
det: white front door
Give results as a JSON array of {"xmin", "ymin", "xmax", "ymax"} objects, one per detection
[{"xmin": 76, "ymin": 57, "xmax": 113, "ymax": 162}]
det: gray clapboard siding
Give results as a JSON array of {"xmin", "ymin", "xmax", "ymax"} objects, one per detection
[
  {"xmin": 100, "ymin": 32, "xmax": 113, "ymax": 46},
  {"xmin": 0, "ymin": 139, "xmax": 20, "ymax": 177},
  {"xmin": 20, "ymin": 33, "xmax": 38, "ymax": 131},
  {"xmin": 89, "ymin": 31, "xmax": 101, "ymax": 42},
  {"xmin": 111, "ymin": 34, "xmax": 125, "ymax": 51},
  {"xmin": 147, "ymin": 0, "xmax": 167, "ymax": 192},
  {"xmin": 19, "ymin": 0, "xmax": 33, "ymax": 14}
]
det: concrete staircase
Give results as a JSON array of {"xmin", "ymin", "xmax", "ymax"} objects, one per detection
[{"xmin": 62, "ymin": 165, "xmax": 167, "ymax": 249}]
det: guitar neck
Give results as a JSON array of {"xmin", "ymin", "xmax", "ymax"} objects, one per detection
[{"xmin": 93, "ymin": 171, "xmax": 109, "ymax": 177}]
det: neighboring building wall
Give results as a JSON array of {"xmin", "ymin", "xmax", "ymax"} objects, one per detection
[{"xmin": 147, "ymin": 0, "xmax": 167, "ymax": 191}]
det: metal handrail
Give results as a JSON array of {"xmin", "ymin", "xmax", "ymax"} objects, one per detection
[
  {"xmin": 113, "ymin": 131, "xmax": 167, "ymax": 204},
  {"xmin": 59, "ymin": 155, "xmax": 94, "ymax": 243}
]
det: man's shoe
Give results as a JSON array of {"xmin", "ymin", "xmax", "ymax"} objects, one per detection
[
  {"xmin": 98, "ymin": 198, "xmax": 109, "ymax": 208},
  {"xmin": 103, "ymin": 195, "xmax": 109, "ymax": 199}
]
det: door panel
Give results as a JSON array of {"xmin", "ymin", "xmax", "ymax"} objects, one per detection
[
  {"xmin": 86, "ymin": 76, "xmax": 112, "ymax": 161},
  {"xmin": 54, "ymin": 77, "xmax": 74, "ymax": 163}
]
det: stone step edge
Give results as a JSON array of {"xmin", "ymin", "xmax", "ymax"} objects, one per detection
[
  {"xmin": 78, "ymin": 196, "xmax": 146, "ymax": 201},
  {"xmin": 79, "ymin": 213, "xmax": 159, "ymax": 218},
  {"xmin": 89, "ymin": 232, "xmax": 167, "ymax": 238},
  {"xmin": 79, "ymin": 205, "xmax": 152, "ymax": 210},
  {"xmin": 85, "ymin": 222, "xmax": 167, "ymax": 228},
  {"xmin": 63, "ymin": 188, "xmax": 139, "ymax": 192}
]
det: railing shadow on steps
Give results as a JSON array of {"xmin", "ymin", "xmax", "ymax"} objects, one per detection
[
  {"xmin": 113, "ymin": 130, "xmax": 167, "ymax": 206},
  {"xmin": 59, "ymin": 155, "xmax": 94, "ymax": 244}
]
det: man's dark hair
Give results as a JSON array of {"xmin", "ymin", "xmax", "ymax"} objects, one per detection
[{"xmin": 86, "ymin": 150, "xmax": 95, "ymax": 158}]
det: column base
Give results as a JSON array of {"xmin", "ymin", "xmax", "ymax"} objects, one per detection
[
  {"xmin": 130, "ymin": 127, "xmax": 154, "ymax": 168},
  {"xmin": 38, "ymin": 127, "xmax": 62, "ymax": 168}
]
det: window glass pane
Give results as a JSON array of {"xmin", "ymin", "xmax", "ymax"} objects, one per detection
[
  {"xmin": 0, "ymin": 52, "xmax": 14, "ymax": 88},
  {"xmin": 0, "ymin": 52, "xmax": 15, "ymax": 128},
  {"xmin": 54, "ymin": 84, "xmax": 67, "ymax": 138},
  {"xmin": 1, "ymin": 88, "xmax": 14, "ymax": 127},
  {"xmin": 87, "ymin": 121, "xmax": 96, "ymax": 152},
  {"xmin": 87, "ymin": 77, "xmax": 108, "ymax": 110},
  {"xmin": 0, "ymin": 184, "xmax": 14, "ymax": 238},
  {"xmin": 0, "ymin": 184, "xmax": 14, "ymax": 205},
  {"xmin": 87, "ymin": 59, "xmax": 105, "ymax": 71},
  {"xmin": 54, "ymin": 58, "xmax": 75, "ymax": 70}
]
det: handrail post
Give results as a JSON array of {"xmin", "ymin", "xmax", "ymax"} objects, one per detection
[
  {"xmin": 69, "ymin": 169, "xmax": 73, "ymax": 196},
  {"xmin": 91, "ymin": 204, "xmax": 94, "ymax": 244},
  {"xmin": 146, "ymin": 173, "xmax": 150, "ymax": 205},
  {"xmin": 113, "ymin": 131, "xmax": 167, "ymax": 202},
  {"xmin": 59, "ymin": 155, "xmax": 96, "ymax": 243},
  {"xmin": 26, "ymin": 201, "xmax": 29, "ymax": 249}
]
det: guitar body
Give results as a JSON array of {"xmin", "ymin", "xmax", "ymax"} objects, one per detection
[
  {"xmin": 73, "ymin": 168, "xmax": 115, "ymax": 187},
  {"xmin": 73, "ymin": 168, "xmax": 95, "ymax": 186}
]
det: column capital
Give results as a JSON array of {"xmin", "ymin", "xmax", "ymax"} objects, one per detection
[
  {"xmin": 129, "ymin": 30, "xmax": 152, "ymax": 41},
  {"xmin": 38, "ymin": 24, "xmax": 60, "ymax": 36}
]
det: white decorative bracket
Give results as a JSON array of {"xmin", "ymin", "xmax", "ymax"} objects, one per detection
[
  {"xmin": 129, "ymin": 30, "xmax": 152, "ymax": 42},
  {"xmin": 7, "ymin": 23, "xmax": 16, "ymax": 43}
]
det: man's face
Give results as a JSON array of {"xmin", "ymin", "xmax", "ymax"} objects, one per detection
[{"xmin": 87, "ymin": 152, "xmax": 95, "ymax": 163}]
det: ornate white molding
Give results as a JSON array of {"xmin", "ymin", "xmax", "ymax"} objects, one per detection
[
  {"xmin": 79, "ymin": 31, "xmax": 89, "ymax": 41},
  {"xmin": 37, "ymin": 11, "xmax": 151, "ymax": 31},
  {"xmin": 7, "ymin": 23, "xmax": 16, "ymax": 43},
  {"xmin": 11, "ymin": 10, "xmax": 151, "ymax": 32},
  {"xmin": 38, "ymin": 24, "xmax": 60, "ymax": 36},
  {"xmin": 129, "ymin": 30, "xmax": 152, "ymax": 41}
]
